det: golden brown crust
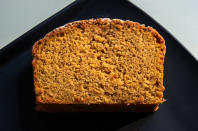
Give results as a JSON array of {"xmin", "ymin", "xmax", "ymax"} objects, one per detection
[
  {"xmin": 32, "ymin": 18, "xmax": 166, "ymax": 112},
  {"xmin": 36, "ymin": 103, "xmax": 159, "ymax": 112}
]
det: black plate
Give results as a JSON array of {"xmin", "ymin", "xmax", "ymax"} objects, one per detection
[{"xmin": 0, "ymin": 0, "xmax": 198, "ymax": 130}]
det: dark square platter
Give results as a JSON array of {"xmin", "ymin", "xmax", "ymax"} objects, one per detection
[{"xmin": 0, "ymin": 0, "xmax": 198, "ymax": 130}]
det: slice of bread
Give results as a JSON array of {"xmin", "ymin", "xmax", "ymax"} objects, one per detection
[{"xmin": 32, "ymin": 18, "xmax": 166, "ymax": 112}]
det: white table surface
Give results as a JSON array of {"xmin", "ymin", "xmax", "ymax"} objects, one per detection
[{"xmin": 0, "ymin": 0, "xmax": 198, "ymax": 60}]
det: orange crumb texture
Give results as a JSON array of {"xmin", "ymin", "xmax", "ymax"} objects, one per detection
[{"xmin": 32, "ymin": 18, "xmax": 166, "ymax": 111}]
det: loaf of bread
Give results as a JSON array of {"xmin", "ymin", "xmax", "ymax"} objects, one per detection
[{"xmin": 32, "ymin": 18, "xmax": 166, "ymax": 112}]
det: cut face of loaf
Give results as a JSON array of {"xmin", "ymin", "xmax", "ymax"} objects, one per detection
[{"xmin": 32, "ymin": 18, "xmax": 166, "ymax": 112}]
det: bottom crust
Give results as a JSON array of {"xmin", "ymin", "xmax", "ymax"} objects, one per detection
[{"xmin": 36, "ymin": 104, "xmax": 159, "ymax": 112}]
